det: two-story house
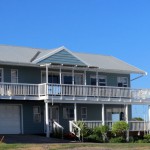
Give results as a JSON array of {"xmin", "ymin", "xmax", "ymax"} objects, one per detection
[{"xmin": 0, "ymin": 45, "xmax": 148, "ymax": 138}]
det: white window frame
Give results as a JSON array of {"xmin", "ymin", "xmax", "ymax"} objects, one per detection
[
  {"xmin": 0, "ymin": 68, "xmax": 4, "ymax": 82},
  {"xmin": 98, "ymin": 75, "xmax": 107, "ymax": 86},
  {"xmin": 90, "ymin": 74, "xmax": 107, "ymax": 86},
  {"xmin": 117, "ymin": 77, "xmax": 128, "ymax": 87},
  {"xmin": 41, "ymin": 71, "xmax": 59, "ymax": 83},
  {"xmin": 11, "ymin": 69, "xmax": 18, "ymax": 83},
  {"xmin": 33, "ymin": 106, "xmax": 41, "ymax": 123},
  {"xmin": 62, "ymin": 72, "xmax": 84, "ymax": 85},
  {"xmin": 81, "ymin": 107, "xmax": 87, "ymax": 119}
]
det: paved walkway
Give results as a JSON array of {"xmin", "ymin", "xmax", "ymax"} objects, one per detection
[{"xmin": 0, "ymin": 134, "xmax": 74, "ymax": 144}]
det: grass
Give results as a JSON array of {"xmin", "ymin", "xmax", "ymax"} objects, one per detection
[{"xmin": 1, "ymin": 143, "xmax": 150, "ymax": 150}]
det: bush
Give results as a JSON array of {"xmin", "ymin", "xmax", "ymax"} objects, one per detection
[
  {"xmin": 109, "ymin": 137, "xmax": 126, "ymax": 143},
  {"xmin": 74, "ymin": 121, "xmax": 93, "ymax": 139},
  {"xmin": 87, "ymin": 134, "xmax": 103, "ymax": 142},
  {"xmin": 143, "ymin": 134, "xmax": 150, "ymax": 143},
  {"xmin": 112, "ymin": 121, "xmax": 129, "ymax": 137}
]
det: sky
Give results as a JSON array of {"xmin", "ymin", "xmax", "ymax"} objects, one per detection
[{"xmin": 0, "ymin": 0, "xmax": 150, "ymax": 119}]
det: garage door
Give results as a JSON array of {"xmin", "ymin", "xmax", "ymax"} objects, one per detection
[{"xmin": 0, "ymin": 105, "xmax": 21, "ymax": 134}]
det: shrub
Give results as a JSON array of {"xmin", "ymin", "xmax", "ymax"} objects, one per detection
[
  {"xmin": 112, "ymin": 121, "xmax": 129, "ymax": 137},
  {"xmin": 87, "ymin": 134, "xmax": 103, "ymax": 142},
  {"xmin": 109, "ymin": 137, "xmax": 126, "ymax": 143},
  {"xmin": 74, "ymin": 121, "xmax": 93, "ymax": 140},
  {"xmin": 143, "ymin": 134, "xmax": 150, "ymax": 143},
  {"xmin": 93, "ymin": 125, "xmax": 109, "ymax": 142}
]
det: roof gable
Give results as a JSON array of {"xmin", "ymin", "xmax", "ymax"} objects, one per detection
[{"xmin": 33, "ymin": 47, "xmax": 88, "ymax": 66}]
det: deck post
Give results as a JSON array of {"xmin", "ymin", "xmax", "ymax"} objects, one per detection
[
  {"xmin": 45, "ymin": 101, "xmax": 50, "ymax": 138},
  {"xmin": 74, "ymin": 103, "xmax": 77, "ymax": 122},
  {"xmin": 102, "ymin": 104, "xmax": 105, "ymax": 125},
  {"xmin": 148, "ymin": 105, "xmax": 150, "ymax": 133},
  {"xmin": 125, "ymin": 104, "xmax": 129, "ymax": 142}
]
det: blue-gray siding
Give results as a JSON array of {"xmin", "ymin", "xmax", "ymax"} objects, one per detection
[{"xmin": 38, "ymin": 49, "xmax": 86, "ymax": 66}]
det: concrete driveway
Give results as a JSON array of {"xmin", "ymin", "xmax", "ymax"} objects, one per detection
[{"xmin": 0, "ymin": 134, "xmax": 72, "ymax": 144}]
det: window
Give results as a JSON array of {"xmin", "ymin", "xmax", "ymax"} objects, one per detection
[
  {"xmin": 90, "ymin": 75, "xmax": 96, "ymax": 85},
  {"xmin": 81, "ymin": 107, "xmax": 87, "ymax": 119},
  {"xmin": 74, "ymin": 74, "xmax": 83, "ymax": 85},
  {"xmin": 62, "ymin": 73, "xmax": 83, "ymax": 85},
  {"xmin": 63, "ymin": 107, "xmax": 74, "ymax": 119},
  {"xmin": 0, "ymin": 68, "xmax": 3, "ymax": 82},
  {"xmin": 117, "ymin": 77, "xmax": 128, "ymax": 87},
  {"xmin": 99, "ymin": 75, "xmax": 107, "ymax": 86},
  {"xmin": 48, "ymin": 74, "xmax": 59, "ymax": 83},
  {"xmin": 11, "ymin": 69, "xmax": 18, "ymax": 83},
  {"xmin": 112, "ymin": 113, "xmax": 120, "ymax": 122},
  {"xmin": 63, "ymin": 75, "xmax": 72, "ymax": 84},
  {"xmin": 90, "ymin": 75, "xmax": 107, "ymax": 86},
  {"xmin": 33, "ymin": 106, "xmax": 41, "ymax": 123}
]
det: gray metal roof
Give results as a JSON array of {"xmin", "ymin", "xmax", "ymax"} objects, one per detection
[
  {"xmin": 0, "ymin": 45, "xmax": 146, "ymax": 74},
  {"xmin": 74, "ymin": 52, "xmax": 146, "ymax": 74}
]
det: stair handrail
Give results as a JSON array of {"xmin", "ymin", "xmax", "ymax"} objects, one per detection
[
  {"xmin": 53, "ymin": 120, "xmax": 64, "ymax": 139},
  {"xmin": 69, "ymin": 120, "xmax": 81, "ymax": 140}
]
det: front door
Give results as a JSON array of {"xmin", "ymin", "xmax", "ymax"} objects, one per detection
[{"xmin": 49, "ymin": 106, "xmax": 59, "ymax": 132}]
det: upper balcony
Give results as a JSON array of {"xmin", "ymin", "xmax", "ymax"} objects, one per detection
[{"xmin": 0, "ymin": 82, "xmax": 150, "ymax": 104}]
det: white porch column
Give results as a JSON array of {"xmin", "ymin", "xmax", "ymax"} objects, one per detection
[
  {"xmin": 96, "ymin": 71, "xmax": 99, "ymax": 86},
  {"xmin": 45, "ymin": 101, "xmax": 49, "ymax": 138},
  {"xmin": 74, "ymin": 103, "xmax": 77, "ymax": 122},
  {"xmin": 125, "ymin": 104, "xmax": 129, "ymax": 142},
  {"xmin": 125, "ymin": 104, "xmax": 128, "ymax": 123},
  {"xmin": 72, "ymin": 69, "xmax": 74, "ymax": 85},
  {"xmin": 84, "ymin": 70, "xmax": 86, "ymax": 85},
  {"xmin": 59, "ymin": 67, "xmax": 62, "ymax": 84},
  {"xmin": 102, "ymin": 104, "xmax": 105, "ymax": 125},
  {"xmin": 148, "ymin": 105, "xmax": 150, "ymax": 132},
  {"xmin": 46, "ymin": 64, "xmax": 49, "ymax": 84}
]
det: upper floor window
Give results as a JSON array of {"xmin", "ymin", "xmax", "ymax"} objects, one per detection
[
  {"xmin": 62, "ymin": 73, "xmax": 83, "ymax": 85},
  {"xmin": 99, "ymin": 75, "xmax": 107, "ymax": 86},
  {"xmin": 11, "ymin": 69, "xmax": 18, "ymax": 83},
  {"xmin": 0, "ymin": 68, "xmax": 4, "ymax": 82},
  {"xmin": 90, "ymin": 75, "xmax": 107, "ymax": 86},
  {"xmin": 117, "ymin": 77, "xmax": 128, "ymax": 87}
]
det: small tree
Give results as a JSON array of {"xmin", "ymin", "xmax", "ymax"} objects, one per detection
[
  {"xmin": 112, "ymin": 121, "xmax": 129, "ymax": 137},
  {"xmin": 99, "ymin": 125, "xmax": 109, "ymax": 142}
]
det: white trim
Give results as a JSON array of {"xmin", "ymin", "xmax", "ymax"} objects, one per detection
[{"xmin": 33, "ymin": 46, "xmax": 89, "ymax": 66}]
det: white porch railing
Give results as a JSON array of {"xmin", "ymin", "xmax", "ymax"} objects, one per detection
[
  {"xmin": 0, "ymin": 83, "xmax": 150, "ymax": 102},
  {"xmin": 0, "ymin": 83, "xmax": 40, "ymax": 96},
  {"xmin": 128, "ymin": 121, "xmax": 150, "ymax": 131},
  {"xmin": 72, "ymin": 120, "xmax": 150, "ymax": 132},
  {"xmin": 69, "ymin": 121, "xmax": 81, "ymax": 140},
  {"xmin": 83, "ymin": 120, "xmax": 102, "ymax": 128},
  {"xmin": 53, "ymin": 121, "xmax": 64, "ymax": 139},
  {"xmin": 47, "ymin": 83, "xmax": 150, "ymax": 101},
  {"xmin": 47, "ymin": 83, "xmax": 132, "ymax": 98}
]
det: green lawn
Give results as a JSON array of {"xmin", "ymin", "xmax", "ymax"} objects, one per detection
[{"xmin": 1, "ymin": 143, "xmax": 150, "ymax": 150}]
